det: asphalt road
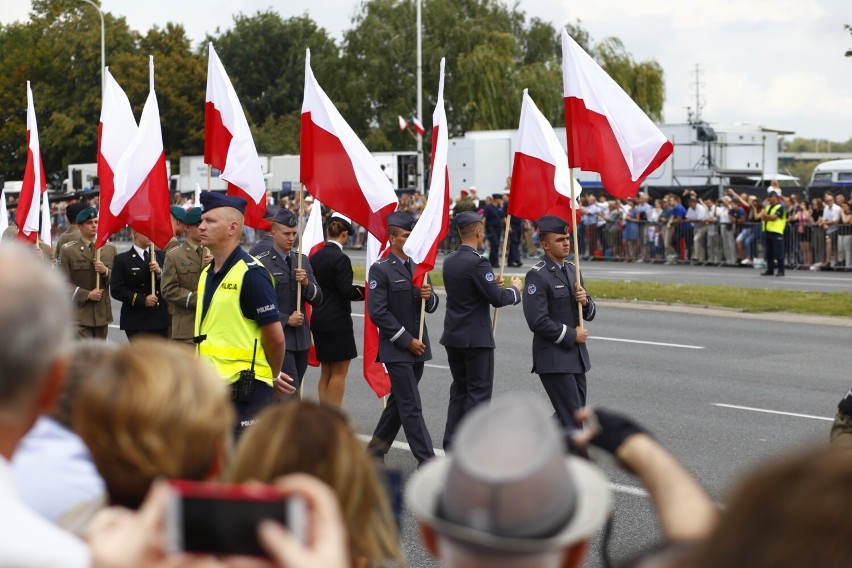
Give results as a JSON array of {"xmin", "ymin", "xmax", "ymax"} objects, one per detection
[{"xmin": 103, "ymin": 242, "xmax": 849, "ymax": 566}]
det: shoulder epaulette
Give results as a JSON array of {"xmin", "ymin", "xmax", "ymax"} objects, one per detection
[
  {"xmin": 566, "ymin": 261, "xmax": 575, "ymax": 266},
  {"xmin": 375, "ymin": 257, "xmax": 390, "ymax": 265},
  {"xmin": 62, "ymin": 240, "xmax": 78, "ymax": 248},
  {"xmin": 531, "ymin": 260, "xmax": 546, "ymax": 271},
  {"xmin": 255, "ymin": 250, "xmax": 270, "ymax": 259}
]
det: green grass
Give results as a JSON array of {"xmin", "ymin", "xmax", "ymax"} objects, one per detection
[{"xmin": 353, "ymin": 265, "xmax": 851, "ymax": 318}]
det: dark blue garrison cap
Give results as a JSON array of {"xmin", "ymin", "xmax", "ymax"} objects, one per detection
[
  {"xmin": 271, "ymin": 209, "xmax": 298, "ymax": 227},
  {"xmin": 200, "ymin": 192, "xmax": 247, "ymax": 215},
  {"xmin": 536, "ymin": 215, "xmax": 570, "ymax": 234},
  {"xmin": 387, "ymin": 211, "xmax": 416, "ymax": 231},
  {"xmin": 455, "ymin": 211, "xmax": 484, "ymax": 230}
]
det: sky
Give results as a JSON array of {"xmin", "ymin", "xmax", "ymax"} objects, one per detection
[{"xmin": 2, "ymin": 0, "xmax": 851, "ymax": 142}]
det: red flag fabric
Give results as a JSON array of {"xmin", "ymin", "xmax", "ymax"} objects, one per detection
[
  {"xmin": 363, "ymin": 234, "xmax": 392, "ymax": 397},
  {"xmin": 96, "ymin": 68, "xmax": 138, "ymax": 248},
  {"xmin": 508, "ymin": 89, "xmax": 581, "ymax": 221},
  {"xmin": 302, "ymin": 198, "xmax": 326, "ymax": 367},
  {"xmin": 411, "ymin": 116, "xmax": 425, "ymax": 136},
  {"xmin": 110, "ymin": 57, "xmax": 174, "ymax": 249},
  {"xmin": 561, "ymin": 29, "xmax": 673, "ymax": 199},
  {"xmin": 404, "ymin": 58, "xmax": 450, "ymax": 288},
  {"xmin": 17, "ymin": 81, "xmax": 47, "ymax": 244},
  {"xmin": 301, "ymin": 49, "xmax": 398, "ymax": 241},
  {"xmin": 205, "ymin": 43, "xmax": 270, "ymax": 230}
]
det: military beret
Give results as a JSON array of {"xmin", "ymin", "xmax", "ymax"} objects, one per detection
[
  {"xmin": 387, "ymin": 211, "xmax": 416, "ymax": 231},
  {"xmin": 329, "ymin": 212, "xmax": 353, "ymax": 234},
  {"xmin": 200, "ymin": 191, "xmax": 247, "ymax": 215},
  {"xmin": 183, "ymin": 207, "xmax": 202, "ymax": 225},
  {"xmin": 537, "ymin": 215, "xmax": 570, "ymax": 235},
  {"xmin": 271, "ymin": 209, "xmax": 298, "ymax": 227},
  {"xmin": 455, "ymin": 211, "xmax": 483, "ymax": 230},
  {"xmin": 66, "ymin": 202, "xmax": 87, "ymax": 224},
  {"xmin": 170, "ymin": 205, "xmax": 187, "ymax": 222},
  {"xmin": 75, "ymin": 207, "xmax": 98, "ymax": 224}
]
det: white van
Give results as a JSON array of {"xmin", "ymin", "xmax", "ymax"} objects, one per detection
[{"xmin": 810, "ymin": 159, "xmax": 852, "ymax": 186}]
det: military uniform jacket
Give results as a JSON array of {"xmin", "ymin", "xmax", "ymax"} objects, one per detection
[
  {"xmin": 309, "ymin": 242, "xmax": 364, "ymax": 333},
  {"xmin": 54, "ymin": 226, "xmax": 80, "ymax": 257},
  {"xmin": 440, "ymin": 245, "xmax": 520, "ymax": 349},
  {"xmin": 163, "ymin": 236, "xmax": 181, "ymax": 254},
  {"xmin": 161, "ymin": 242, "xmax": 205, "ymax": 340},
  {"xmin": 523, "ymin": 257, "xmax": 596, "ymax": 374},
  {"xmin": 248, "ymin": 234, "xmax": 273, "ymax": 257},
  {"xmin": 58, "ymin": 240, "xmax": 117, "ymax": 327},
  {"xmin": 255, "ymin": 245, "xmax": 323, "ymax": 352},
  {"xmin": 110, "ymin": 248, "xmax": 170, "ymax": 331},
  {"xmin": 367, "ymin": 255, "xmax": 439, "ymax": 364},
  {"xmin": 482, "ymin": 203, "xmax": 505, "ymax": 236},
  {"xmin": 1, "ymin": 225, "xmax": 53, "ymax": 262}
]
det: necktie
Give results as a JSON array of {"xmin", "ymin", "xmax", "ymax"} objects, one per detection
[
  {"xmin": 561, "ymin": 263, "xmax": 569, "ymax": 281},
  {"xmin": 143, "ymin": 249, "xmax": 150, "ymax": 264},
  {"xmin": 404, "ymin": 259, "xmax": 412, "ymax": 275},
  {"xmin": 285, "ymin": 255, "xmax": 292, "ymax": 271},
  {"xmin": 197, "ymin": 246, "xmax": 204, "ymax": 263},
  {"xmin": 88, "ymin": 242, "xmax": 94, "ymax": 254}
]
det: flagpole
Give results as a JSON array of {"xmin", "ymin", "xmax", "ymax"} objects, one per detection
[
  {"xmin": 418, "ymin": 296, "xmax": 426, "ymax": 341},
  {"xmin": 149, "ymin": 243, "xmax": 156, "ymax": 296},
  {"xmin": 491, "ymin": 213, "xmax": 512, "ymax": 332},
  {"xmin": 296, "ymin": 184, "xmax": 304, "ymax": 311},
  {"xmin": 568, "ymin": 172, "xmax": 584, "ymax": 329},
  {"xmin": 415, "ymin": 0, "xmax": 424, "ymax": 193},
  {"xmin": 95, "ymin": 248, "xmax": 101, "ymax": 289}
]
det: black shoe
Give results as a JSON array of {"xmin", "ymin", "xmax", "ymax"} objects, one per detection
[
  {"xmin": 760, "ymin": 271, "xmax": 774, "ymax": 276},
  {"xmin": 776, "ymin": 271, "xmax": 785, "ymax": 277}
]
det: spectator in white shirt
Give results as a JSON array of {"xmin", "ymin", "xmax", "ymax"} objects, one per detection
[{"xmin": 817, "ymin": 192, "xmax": 842, "ymax": 269}]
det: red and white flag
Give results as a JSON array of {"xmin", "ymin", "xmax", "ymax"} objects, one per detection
[
  {"xmin": 398, "ymin": 115, "xmax": 409, "ymax": 131},
  {"xmin": 411, "ymin": 115, "xmax": 425, "ymax": 136},
  {"xmin": 110, "ymin": 56, "xmax": 174, "ymax": 249},
  {"xmin": 404, "ymin": 58, "xmax": 450, "ymax": 287},
  {"xmin": 39, "ymin": 191, "xmax": 52, "ymax": 248},
  {"xmin": 508, "ymin": 89, "xmax": 581, "ymax": 222},
  {"xmin": 17, "ymin": 82, "xmax": 47, "ymax": 244},
  {"xmin": 561, "ymin": 29, "xmax": 672, "ymax": 199},
  {"xmin": 301, "ymin": 48, "xmax": 398, "ymax": 241},
  {"xmin": 205, "ymin": 43, "xmax": 269, "ymax": 230},
  {"xmin": 364, "ymin": 233, "xmax": 392, "ymax": 397},
  {"xmin": 302, "ymin": 199, "xmax": 326, "ymax": 368},
  {"xmin": 96, "ymin": 67, "xmax": 138, "ymax": 248}
]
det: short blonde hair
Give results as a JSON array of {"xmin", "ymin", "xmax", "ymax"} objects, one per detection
[
  {"xmin": 229, "ymin": 402, "xmax": 403, "ymax": 567},
  {"xmin": 74, "ymin": 338, "xmax": 233, "ymax": 509}
]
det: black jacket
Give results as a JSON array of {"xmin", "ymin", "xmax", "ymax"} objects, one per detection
[{"xmin": 110, "ymin": 247, "xmax": 170, "ymax": 331}]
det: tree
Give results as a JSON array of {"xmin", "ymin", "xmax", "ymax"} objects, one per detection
[{"xmin": 845, "ymin": 24, "xmax": 851, "ymax": 57}]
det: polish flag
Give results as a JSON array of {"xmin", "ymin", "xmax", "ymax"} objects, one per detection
[
  {"xmin": 205, "ymin": 43, "xmax": 270, "ymax": 230},
  {"xmin": 398, "ymin": 115, "xmax": 409, "ymax": 131},
  {"xmin": 403, "ymin": 58, "xmax": 450, "ymax": 288},
  {"xmin": 16, "ymin": 82, "xmax": 47, "ymax": 243},
  {"xmin": 301, "ymin": 48, "xmax": 398, "ymax": 241},
  {"xmin": 302, "ymin": 198, "xmax": 326, "ymax": 367},
  {"xmin": 96, "ymin": 67, "xmax": 138, "ymax": 248},
  {"xmin": 411, "ymin": 116, "xmax": 425, "ymax": 136},
  {"xmin": 561, "ymin": 29, "xmax": 672, "ymax": 199},
  {"xmin": 39, "ymin": 191, "xmax": 52, "ymax": 249},
  {"xmin": 508, "ymin": 89, "xmax": 582, "ymax": 222},
  {"xmin": 364, "ymin": 233, "xmax": 392, "ymax": 397},
  {"xmin": 110, "ymin": 56, "xmax": 174, "ymax": 249}
]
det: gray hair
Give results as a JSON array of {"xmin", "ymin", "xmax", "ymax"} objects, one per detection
[{"xmin": 0, "ymin": 243, "xmax": 72, "ymax": 407}]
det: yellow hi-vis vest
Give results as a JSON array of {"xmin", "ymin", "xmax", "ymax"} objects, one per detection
[
  {"xmin": 762, "ymin": 203, "xmax": 787, "ymax": 234},
  {"xmin": 195, "ymin": 259, "xmax": 274, "ymax": 386}
]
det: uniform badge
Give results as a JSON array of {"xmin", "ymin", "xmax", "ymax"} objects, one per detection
[
  {"xmin": 369, "ymin": 280, "xmax": 377, "ymax": 290},
  {"xmin": 527, "ymin": 284, "xmax": 536, "ymax": 295},
  {"xmin": 485, "ymin": 272, "xmax": 494, "ymax": 282}
]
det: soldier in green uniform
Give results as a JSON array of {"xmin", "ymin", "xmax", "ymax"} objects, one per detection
[
  {"xmin": 57, "ymin": 207, "xmax": 116, "ymax": 339},
  {"xmin": 163, "ymin": 205, "xmax": 187, "ymax": 253},
  {"xmin": 53, "ymin": 202, "xmax": 87, "ymax": 257},
  {"xmin": 161, "ymin": 207, "xmax": 209, "ymax": 344}
]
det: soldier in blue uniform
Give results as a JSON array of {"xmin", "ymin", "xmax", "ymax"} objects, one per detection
[
  {"xmin": 440, "ymin": 211, "xmax": 522, "ymax": 449},
  {"xmin": 366, "ymin": 211, "xmax": 439, "ymax": 466},
  {"xmin": 254, "ymin": 209, "xmax": 322, "ymax": 399},
  {"xmin": 482, "ymin": 193, "xmax": 506, "ymax": 267},
  {"xmin": 523, "ymin": 215, "xmax": 596, "ymax": 430}
]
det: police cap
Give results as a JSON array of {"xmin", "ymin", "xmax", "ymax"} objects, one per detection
[
  {"xmin": 75, "ymin": 207, "xmax": 98, "ymax": 224},
  {"xmin": 66, "ymin": 202, "xmax": 87, "ymax": 224},
  {"xmin": 200, "ymin": 191, "xmax": 247, "ymax": 215},
  {"xmin": 170, "ymin": 205, "xmax": 187, "ymax": 222},
  {"xmin": 387, "ymin": 211, "xmax": 416, "ymax": 231},
  {"xmin": 455, "ymin": 211, "xmax": 483, "ymax": 230},
  {"xmin": 271, "ymin": 209, "xmax": 298, "ymax": 227},
  {"xmin": 183, "ymin": 207, "xmax": 202, "ymax": 225},
  {"xmin": 537, "ymin": 215, "xmax": 570, "ymax": 235}
]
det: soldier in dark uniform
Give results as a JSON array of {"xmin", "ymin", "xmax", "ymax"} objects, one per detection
[
  {"xmin": 57, "ymin": 207, "xmax": 117, "ymax": 339},
  {"xmin": 255, "ymin": 209, "xmax": 322, "ymax": 399},
  {"xmin": 366, "ymin": 211, "xmax": 439, "ymax": 466},
  {"xmin": 248, "ymin": 204, "xmax": 279, "ymax": 256},
  {"xmin": 522, "ymin": 215, "xmax": 596, "ymax": 430},
  {"xmin": 161, "ymin": 207, "xmax": 209, "ymax": 345},
  {"xmin": 110, "ymin": 229, "xmax": 170, "ymax": 339},
  {"xmin": 163, "ymin": 205, "xmax": 187, "ymax": 253},
  {"xmin": 482, "ymin": 193, "xmax": 505, "ymax": 267},
  {"xmin": 440, "ymin": 211, "xmax": 522, "ymax": 449},
  {"xmin": 53, "ymin": 202, "xmax": 87, "ymax": 257},
  {"xmin": 506, "ymin": 203, "xmax": 523, "ymax": 267}
]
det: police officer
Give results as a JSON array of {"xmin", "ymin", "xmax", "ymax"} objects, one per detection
[
  {"xmin": 110, "ymin": 229, "xmax": 170, "ymax": 339},
  {"xmin": 255, "ymin": 208, "xmax": 323, "ymax": 398},
  {"xmin": 57, "ymin": 207, "xmax": 117, "ymax": 339},
  {"xmin": 440, "ymin": 211, "xmax": 522, "ymax": 449},
  {"xmin": 758, "ymin": 188, "xmax": 787, "ymax": 277},
  {"xmin": 366, "ymin": 211, "xmax": 439, "ymax": 466},
  {"xmin": 161, "ymin": 207, "xmax": 208, "ymax": 344},
  {"xmin": 523, "ymin": 215, "xmax": 596, "ymax": 430},
  {"xmin": 195, "ymin": 193, "xmax": 293, "ymax": 434}
]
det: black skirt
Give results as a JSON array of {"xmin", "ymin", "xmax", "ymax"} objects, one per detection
[{"xmin": 313, "ymin": 331, "xmax": 357, "ymax": 362}]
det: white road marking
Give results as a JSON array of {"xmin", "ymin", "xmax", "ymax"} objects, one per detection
[
  {"xmin": 595, "ymin": 337, "xmax": 704, "ymax": 350},
  {"xmin": 355, "ymin": 435, "xmax": 649, "ymax": 497},
  {"xmin": 713, "ymin": 403, "xmax": 833, "ymax": 422}
]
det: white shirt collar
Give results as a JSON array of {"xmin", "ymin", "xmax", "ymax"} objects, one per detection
[
  {"xmin": 329, "ymin": 240, "xmax": 343, "ymax": 251},
  {"xmin": 133, "ymin": 245, "xmax": 148, "ymax": 258}
]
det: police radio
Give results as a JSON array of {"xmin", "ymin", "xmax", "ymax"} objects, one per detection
[{"xmin": 234, "ymin": 339, "xmax": 258, "ymax": 403}]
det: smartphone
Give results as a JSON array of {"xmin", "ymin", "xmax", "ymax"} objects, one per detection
[{"xmin": 166, "ymin": 480, "xmax": 306, "ymax": 557}]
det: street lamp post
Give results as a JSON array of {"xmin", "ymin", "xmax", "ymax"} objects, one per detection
[
  {"xmin": 416, "ymin": 0, "xmax": 423, "ymax": 194},
  {"xmin": 78, "ymin": 0, "xmax": 105, "ymax": 97}
]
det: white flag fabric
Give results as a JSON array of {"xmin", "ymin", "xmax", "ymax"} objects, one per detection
[{"xmin": 16, "ymin": 81, "xmax": 46, "ymax": 242}]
